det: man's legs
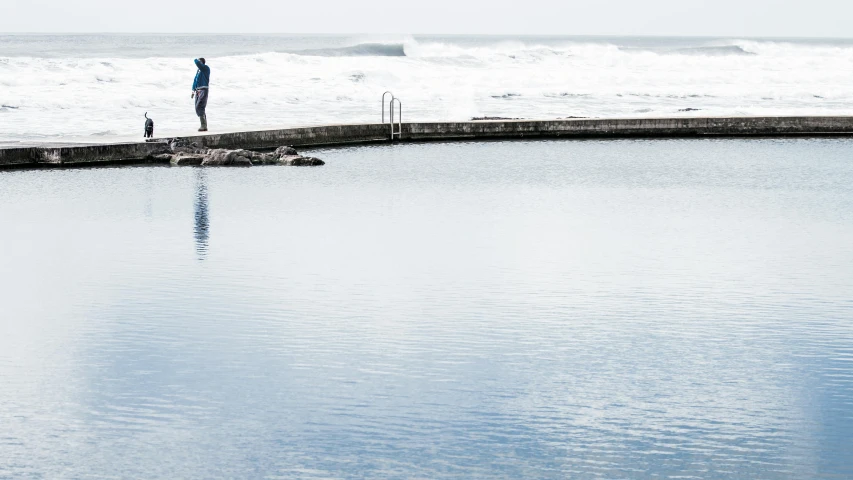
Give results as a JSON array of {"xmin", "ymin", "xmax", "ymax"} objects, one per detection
[{"xmin": 194, "ymin": 89, "xmax": 208, "ymax": 132}]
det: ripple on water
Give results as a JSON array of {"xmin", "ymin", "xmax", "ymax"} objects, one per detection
[{"xmin": 0, "ymin": 138, "xmax": 852, "ymax": 478}]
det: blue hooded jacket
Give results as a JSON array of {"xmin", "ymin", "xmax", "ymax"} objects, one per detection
[{"xmin": 192, "ymin": 59, "xmax": 210, "ymax": 90}]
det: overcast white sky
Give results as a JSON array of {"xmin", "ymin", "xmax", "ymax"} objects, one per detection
[{"xmin": 3, "ymin": 0, "xmax": 852, "ymax": 37}]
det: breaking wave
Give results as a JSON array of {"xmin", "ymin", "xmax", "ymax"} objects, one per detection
[
  {"xmin": 295, "ymin": 43, "xmax": 406, "ymax": 57},
  {"xmin": 2, "ymin": 35, "xmax": 853, "ymax": 143},
  {"xmin": 619, "ymin": 44, "xmax": 756, "ymax": 56},
  {"xmin": 672, "ymin": 45, "xmax": 755, "ymax": 56}
]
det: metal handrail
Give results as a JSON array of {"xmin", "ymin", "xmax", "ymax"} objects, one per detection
[
  {"xmin": 381, "ymin": 91, "xmax": 394, "ymax": 124},
  {"xmin": 390, "ymin": 97, "xmax": 402, "ymax": 139}
]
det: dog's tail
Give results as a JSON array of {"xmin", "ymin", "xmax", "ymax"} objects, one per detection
[{"xmin": 144, "ymin": 112, "xmax": 149, "ymax": 120}]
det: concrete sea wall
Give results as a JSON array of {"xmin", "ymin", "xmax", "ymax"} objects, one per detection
[{"xmin": 3, "ymin": 116, "xmax": 853, "ymax": 169}]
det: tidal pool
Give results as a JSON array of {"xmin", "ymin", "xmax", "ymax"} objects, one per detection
[{"xmin": 1, "ymin": 138, "xmax": 852, "ymax": 478}]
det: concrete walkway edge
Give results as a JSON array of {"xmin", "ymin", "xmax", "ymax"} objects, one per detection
[{"xmin": 3, "ymin": 116, "xmax": 853, "ymax": 169}]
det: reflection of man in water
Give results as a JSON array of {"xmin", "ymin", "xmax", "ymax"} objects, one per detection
[
  {"xmin": 191, "ymin": 58, "xmax": 210, "ymax": 132},
  {"xmin": 194, "ymin": 169, "xmax": 209, "ymax": 260}
]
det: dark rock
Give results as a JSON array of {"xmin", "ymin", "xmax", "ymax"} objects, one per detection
[
  {"xmin": 249, "ymin": 152, "xmax": 283, "ymax": 165},
  {"xmin": 294, "ymin": 156, "xmax": 324, "ymax": 166},
  {"xmin": 277, "ymin": 155, "xmax": 325, "ymax": 166},
  {"xmin": 201, "ymin": 149, "xmax": 252, "ymax": 166},
  {"xmin": 151, "ymin": 153, "xmax": 174, "ymax": 161},
  {"xmin": 232, "ymin": 149, "xmax": 263, "ymax": 162},
  {"xmin": 171, "ymin": 153, "xmax": 205, "ymax": 166},
  {"xmin": 169, "ymin": 138, "xmax": 203, "ymax": 154},
  {"xmin": 232, "ymin": 156, "xmax": 253, "ymax": 166},
  {"xmin": 274, "ymin": 146, "xmax": 298, "ymax": 156},
  {"xmin": 161, "ymin": 144, "xmax": 322, "ymax": 167},
  {"xmin": 248, "ymin": 154, "xmax": 275, "ymax": 165},
  {"xmin": 679, "ymin": 108, "xmax": 702, "ymax": 112}
]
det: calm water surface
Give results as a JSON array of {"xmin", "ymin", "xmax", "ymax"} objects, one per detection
[{"xmin": 1, "ymin": 139, "xmax": 852, "ymax": 478}]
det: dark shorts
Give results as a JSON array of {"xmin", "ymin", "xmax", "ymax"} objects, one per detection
[{"xmin": 194, "ymin": 88, "xmax": 208, "ymax": 117}]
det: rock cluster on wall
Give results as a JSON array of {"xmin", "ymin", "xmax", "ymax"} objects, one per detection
[{"xmin": 151, "ymin": 139, "xmax": 325, "ymax": 167}]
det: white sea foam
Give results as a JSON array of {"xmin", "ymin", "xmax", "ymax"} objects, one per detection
[{"xmin": 1, "ymin": 35, "xmax": 852, "ymax": 143}]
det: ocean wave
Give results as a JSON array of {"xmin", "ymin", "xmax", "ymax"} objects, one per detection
[
  {"xmin": 2, "ymin": 35, "xmax": 853, "ymax": 143},
  {"xmin": 295, "ymin": 43, "xmax": 406, "ymax": 57},
  {"xmin": 544, "ymin": 93, "xmax": 591, "ymax": 98},
  {"xmin": 619, "ymin": 44, "xmax": 756, "ymax": 56},
  {"xmin": 673, "ymin": 45, "xmax": 755, "ymax": 56}
]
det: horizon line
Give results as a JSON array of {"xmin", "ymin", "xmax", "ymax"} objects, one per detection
[{"xmin": 1, "ymin": 32, "xmax": 853, "ymax": 41}]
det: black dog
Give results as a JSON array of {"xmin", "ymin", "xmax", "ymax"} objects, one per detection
[{"xmin": 144, "ymin": 112, "xmax": 154, "ymax": 139}]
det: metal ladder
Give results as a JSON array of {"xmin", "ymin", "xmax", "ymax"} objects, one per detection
[{"xmin": 382, "ymin": 91, "xmax": 402, "ymax": 140}]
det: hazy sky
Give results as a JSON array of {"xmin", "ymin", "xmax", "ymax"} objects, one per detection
[{"xmin": 3, "ymin": 0, "xmax": 852, "ymax": 37}]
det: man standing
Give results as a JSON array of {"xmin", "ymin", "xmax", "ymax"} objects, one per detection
[{"xmin": 191, "ymin": 58, "xmax": 210, "ymax": 132}]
